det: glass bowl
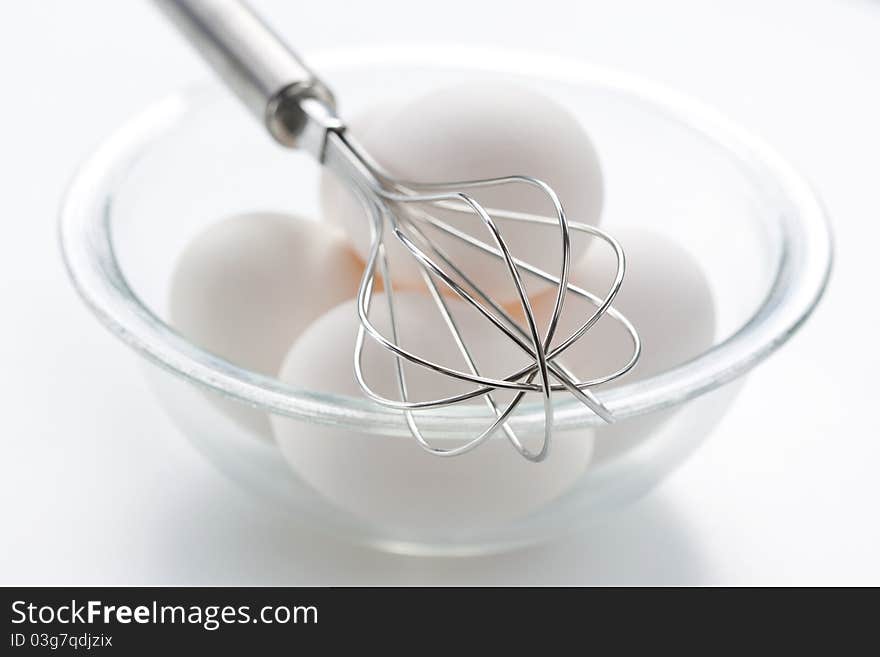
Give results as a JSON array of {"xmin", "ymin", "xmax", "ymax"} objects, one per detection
[{"xmin": 59, "ymin": 46, "xmax": 832, "ymax": 556}]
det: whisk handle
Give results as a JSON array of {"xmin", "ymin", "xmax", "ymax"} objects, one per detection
[{"xmin": 153, "ymin": 0, "xmax": 341, "ymax": 153}]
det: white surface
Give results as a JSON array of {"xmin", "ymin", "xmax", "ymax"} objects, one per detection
[{"xmin": 1, "ymin": 0, "xmax": 877, "ymax": 585}]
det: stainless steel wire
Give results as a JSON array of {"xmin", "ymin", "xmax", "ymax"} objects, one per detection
[{"xmin": 324, "ymin": 130, "xmax": 641, "ymax": 462}]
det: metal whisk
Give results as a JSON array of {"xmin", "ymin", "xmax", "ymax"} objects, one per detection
[{"xmin": 155, "ymin": 0, "xmax": 640, "ymax": 462}]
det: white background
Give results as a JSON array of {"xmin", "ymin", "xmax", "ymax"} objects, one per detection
[{"xmin": 1, "ymin": 0, "xmax": 878, "ymax": 585}]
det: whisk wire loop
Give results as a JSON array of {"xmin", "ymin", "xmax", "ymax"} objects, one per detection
[{"xmin": 325, "ymin": 131, "xmax": 639, "ymax": 462}]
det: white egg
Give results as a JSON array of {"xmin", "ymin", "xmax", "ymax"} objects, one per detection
[
  {"xmin": 321, "ymin": 81, "xmax": 604, "ymax": 303},
  {"xmin": 525, "ymin": 229, "xmax": 716, "ymax": 460},
  {"xmin": 270, "ymin": 291, "xmax": 595, "ymax": 532},
  {"xmin": 169, "ymin": 212, "xmax": 364, "ymax": 439}
]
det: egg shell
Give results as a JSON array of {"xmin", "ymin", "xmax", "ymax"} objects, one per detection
[
  {"xmin": 270, "ymin": 291, "xmax": 594, "ymax": 532},
  {"xmin": 169, "ymin": 212, "xmax": 364, "ymax": 438},
  {"xmin": 321, "ymin": 81, "xmax": 604, "ymax": 303},
  {"xmin": 525, "ymin": 228, "xmax": 717, "ymax": 460}
]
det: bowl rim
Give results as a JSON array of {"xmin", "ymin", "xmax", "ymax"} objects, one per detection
[{"xmin": 58, "ymin": 44, "xmax": 833, "ymax": 436}]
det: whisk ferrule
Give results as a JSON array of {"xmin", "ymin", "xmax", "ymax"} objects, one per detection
[
  {"xmin": 288, "ymin": 96, "xmax": 346, "ymax": 161},
  {"xmin": 153, "ymin": 0, "xmax": 341, "ymax": 151}
]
